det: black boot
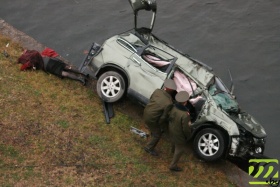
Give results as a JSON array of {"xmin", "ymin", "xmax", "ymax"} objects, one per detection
[
  {"xmin": 64, "ymin": 67, "xmax": 87, "ymax": 77},
  {"xmin": 63, "ymin": 72, "xmax": 87, "ymax": 85}
]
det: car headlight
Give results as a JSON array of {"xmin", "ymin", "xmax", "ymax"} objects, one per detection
[{"xmin": 255, "ymin": 147, "xmax": 263, "ymax": 154}]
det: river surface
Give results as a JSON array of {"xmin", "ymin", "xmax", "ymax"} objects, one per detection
[{"xmin": 0, "ymin": 0, "xmax": 279, "ymax": 160}]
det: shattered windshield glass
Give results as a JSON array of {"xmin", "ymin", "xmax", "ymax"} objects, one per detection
[{"xmin": 209, "ymin": 77, "xmax": 239, "ymax": 113}]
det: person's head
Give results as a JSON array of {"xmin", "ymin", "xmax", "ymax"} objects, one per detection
[
  {"xmin": 175, "ymin": 91, "xmax": 189, "ymax": 106},
  {"xmin": 163, "ymin": 79, "xmax": 177, "ymax": 94}
]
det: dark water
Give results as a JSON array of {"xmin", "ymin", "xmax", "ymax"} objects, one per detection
[{"xmin": 1, "ymin": 0, "xmax": 279, "ymax": 160}]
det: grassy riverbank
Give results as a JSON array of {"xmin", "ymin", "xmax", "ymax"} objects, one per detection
[{"xmin": 0, "ymin": 34, "xmax": 236, "ymax": 186}]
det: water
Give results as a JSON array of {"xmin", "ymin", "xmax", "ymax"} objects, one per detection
[{"xmin": 0, "ymin": 0, "xmax": 279, "ymax": 160}]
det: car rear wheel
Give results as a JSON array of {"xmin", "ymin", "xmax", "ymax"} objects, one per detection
[
  {"xmin": 97, "ymin": 71, "xmax": 126, "ymax": 103},
  {"xmin": 193, "ymin": 128, "xmax": 226, "ymax": 162}
]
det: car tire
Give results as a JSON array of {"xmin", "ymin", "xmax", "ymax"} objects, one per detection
[
  {"xmin": 193, "ymin": 128, "xmax": 226, "ymax": 162},
  {"xmin": 97, "ymin": 71, "xmax": 126, "ymax": 103}
]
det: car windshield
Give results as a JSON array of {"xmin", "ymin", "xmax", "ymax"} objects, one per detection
[{"xmin": 209, "ymin": 77, "xmax": 239, "ymax": 113}]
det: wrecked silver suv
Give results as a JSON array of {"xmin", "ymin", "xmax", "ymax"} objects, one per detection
[{"xmin": 79, "ymin": 0, "xmax": 266, "ymax": 162}]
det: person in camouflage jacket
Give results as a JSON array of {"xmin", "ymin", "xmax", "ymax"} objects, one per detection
[
  {"xmin": 143, "ymin": 79, "xmax": 177, "ymax": 156},
  {"xmin": 168, "ymin": 91, "xmax": 191, "ymax": 171}
]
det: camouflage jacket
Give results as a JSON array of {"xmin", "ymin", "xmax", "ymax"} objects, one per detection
[
  {"xmin": 168, "ymin": 103, "xmax": 191, "ymax": 144},
  {"xmin": 143, "ymin": 89, "xmax": 173, "ymax": 130}
]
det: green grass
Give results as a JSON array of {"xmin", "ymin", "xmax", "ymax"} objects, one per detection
[
  {"xmin": 0, "ymin": 144, "xmax": 19, "ymax": 158},
  {"xmin": 0, "ymin": 34, "xmax": 237, "ymax": 186}
]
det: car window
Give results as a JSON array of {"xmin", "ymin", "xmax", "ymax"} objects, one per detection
[
  {"xmin": 209, "ymin": 77, "xmax": 239, "ymax": 113},
  {"xmin": 118, "ymin": 34, "xmax": 146, "ymax": 50},
  {"xmin": 117, "ymin": 38, "xmax": 137, "ymax": 53},
  {"xmin": 141, "ymin": 46, "xmax": 175, "ymax": 73}
]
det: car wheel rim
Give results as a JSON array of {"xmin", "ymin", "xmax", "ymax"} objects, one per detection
[
  {"xmin": 198, "ymin": 133, "xmax": 220, "ymax": 157},
  {"xmin": 101, "ymin": 75, "xmax": 121, "ymax": 98}
]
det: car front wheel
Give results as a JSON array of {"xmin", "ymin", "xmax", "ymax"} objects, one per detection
[
  {"xmin": 97, "ymin": 71, "xmax": 126, "ymax": 103},
  {"xmin": 193, "ymin": 128, "xmax": 226, "ymax": 162}
]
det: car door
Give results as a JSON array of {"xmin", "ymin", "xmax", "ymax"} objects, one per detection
[{"xmin": 126, "ymin": 52, "xmax": 167, "ymax": 103}]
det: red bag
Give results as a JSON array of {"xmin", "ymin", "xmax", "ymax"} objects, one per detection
[{"xmin": 41, "ymin": 48, "xmax": 59, "ymax": 58}]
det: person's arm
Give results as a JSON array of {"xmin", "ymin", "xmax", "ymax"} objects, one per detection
[
  {"xmin": 158, "ymin": 104, "xmax": 172, "ymax": 125},
  {"xmin": 20, "ymin": 61, "xmax": 32, "ymax": 71}
]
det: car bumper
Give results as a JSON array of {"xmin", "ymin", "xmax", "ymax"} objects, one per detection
[
  {"xmin": 79, "ymin": 42, "xmax": 101, "ymax": 79},
  {"xmin": 229, "ymin": 136, "xmax": 266, "ymax": 159}
]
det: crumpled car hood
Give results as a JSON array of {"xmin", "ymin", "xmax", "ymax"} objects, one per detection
[{"xmin": 230, "ymin": 112, "xmax": 267, "ymax": 138}]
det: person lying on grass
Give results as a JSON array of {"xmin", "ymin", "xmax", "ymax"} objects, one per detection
[{"xmin": 18, "ymin": 48, "xmax": 87, "ymax": 85}]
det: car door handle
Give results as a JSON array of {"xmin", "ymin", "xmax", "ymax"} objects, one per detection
[{"xmin": 132, "ymin": 57, "xmax": 141, "ymax": 66}]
